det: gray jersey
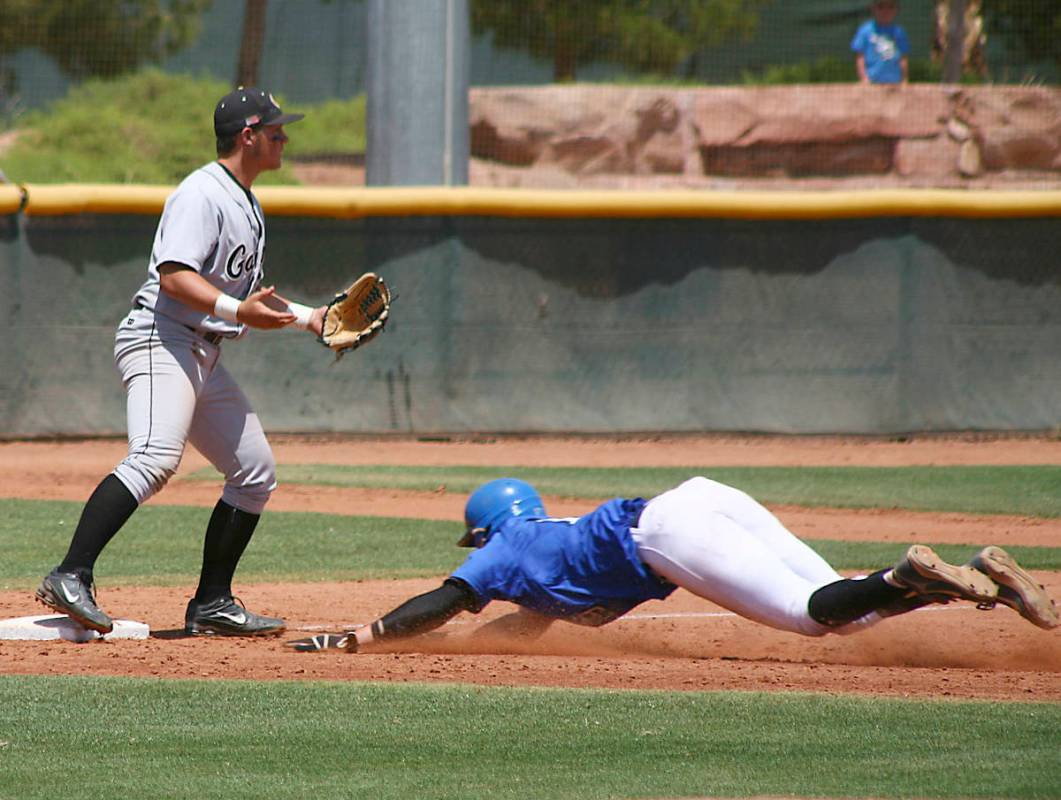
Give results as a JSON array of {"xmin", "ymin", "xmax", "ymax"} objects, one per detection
[{"xmin": 132, "ymin": 161, "xmax": 266, "ymax": 337}]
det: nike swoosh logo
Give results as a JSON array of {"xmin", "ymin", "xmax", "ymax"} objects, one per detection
[
  {"xmin": 60, "ymin": 584, "xmax": 80, "ymax": 604},
  {"xmin": 217, "ymin": 611, "xmax": 247, "ymax": 625}
]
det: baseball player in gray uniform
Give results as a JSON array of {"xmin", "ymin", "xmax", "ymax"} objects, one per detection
[{"xmin": 36, "ymin": 87, "xmax": 324, "ymax": 637}]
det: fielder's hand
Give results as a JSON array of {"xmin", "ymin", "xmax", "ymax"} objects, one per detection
[
  {"xmin": 259, "ymin": 289, "xmax": 327, "ymax": 336},
  {"xmin": 240, "ymin": 286, "xmax": 298, "ymax": 329}
]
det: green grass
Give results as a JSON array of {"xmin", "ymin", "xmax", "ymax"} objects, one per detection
[
  {"xmin": 3, "ymin": 497, "xmax": 1059, "ymax": 591},
  {"xmin": 0, "ymin": 70, "xmax": 365, "ymax": 184},
  {"xmin": 285, "ymin": 94, "xmax": 365, "ymax": 155},
  {"xmin": 3, "ymin": 461, "xmax": 1058, "ymax": 800},
  {"xmin": 803, "ymin": 540, "xmax": 1060, "ymax": 572},
  {"xmin": 738, "ymin": 55, "xmax": 985, "ymax": 85},
  {"xmin": 188, "ymin": 463, "xmax": 1061, "ymax": 519},
  {"xmin": 0, "ymin": 498, "xmax": 465, "ymax": 590},
  {"xmin": 1, "ymin": 675, "xmax": 1058, "ymax": 800}
]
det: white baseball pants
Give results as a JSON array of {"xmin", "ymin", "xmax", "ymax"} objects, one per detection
[
  {"xmin": 631, "ymin": 477, "xmax": 875, "ymax": 636},
  {"xmin": 111, "ymin": 308, "xmax": 277, "ymax": 514}
]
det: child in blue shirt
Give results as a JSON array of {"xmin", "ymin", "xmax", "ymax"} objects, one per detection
[{"xmin": 852, "ymin": 0, "xmax": 910, "ymax": 84}]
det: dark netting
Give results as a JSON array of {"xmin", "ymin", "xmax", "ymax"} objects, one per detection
[
  {"xmin": 0, "ymin": 1, "xmax": 1058, "ymax": 188},
  {"xmin": 2, "ymin": 212, "xmax": 1059, "ymax": 436}
]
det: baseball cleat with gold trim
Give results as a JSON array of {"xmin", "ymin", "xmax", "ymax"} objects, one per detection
[
  {"xmin": 966, "ymin": 546, "xmax": 1059, "ymax": 630},
  {"xmin": 890, "ymin": 545, "xmax": 998, "ymax": 605}
]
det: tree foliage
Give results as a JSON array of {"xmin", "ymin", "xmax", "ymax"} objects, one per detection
[
  {"xmin": 0, "ymin": 0, "xmax": 212, "ymax": 80},
  {"xmin": 471, "ymin": 0, "xmax": 770, "ymax": 82},
  {"xmin": 983, "ymin": 0, "xmax": 1061, "ymax": 70}
]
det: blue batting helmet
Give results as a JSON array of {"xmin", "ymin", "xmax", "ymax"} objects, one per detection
[{"xmin": 458, "ymin": 478, "xmax": 546, "ymax": 547}]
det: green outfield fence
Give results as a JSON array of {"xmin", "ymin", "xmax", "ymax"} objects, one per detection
[{"xmin": 1, "ymin": 184, "xmax": 1059, "ymax": 437}]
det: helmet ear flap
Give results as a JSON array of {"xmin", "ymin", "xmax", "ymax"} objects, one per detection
[
  {"xmin": 456, "ymin": 526, "xmax": 487, "ymax": 548},
  {"xmin": 461, "ymin": 478, "xmax": 545, "ymax": 547}
]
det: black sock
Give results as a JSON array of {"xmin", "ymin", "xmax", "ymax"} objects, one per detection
[
  {"xmin": 194, "ymin": 500, "xmax": 260, "ymax": 604},
  {"xmin": 57, "ymin": 474, "xmax": 139, "ymax": 579},
  {"xmin": 807, "ymin": 569, "xmax": 909, "ymax": 627}
]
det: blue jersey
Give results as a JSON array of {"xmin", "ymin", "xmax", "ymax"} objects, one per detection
[
  {"xmin": 851, "ymin": 20, "xmax": 909, "ymax": 84},
  {"xmin": 450, "ymin": 497, "xmax": 676, "ymax": 626}
]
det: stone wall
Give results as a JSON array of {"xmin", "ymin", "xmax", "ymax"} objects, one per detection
[{"xmin": 469, "ymin": 84, "xmax": 1061, "ymax": 190}]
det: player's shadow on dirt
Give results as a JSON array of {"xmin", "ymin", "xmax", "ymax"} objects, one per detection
[{"xmin": 150, "ymin": 628, "xmax": 196, "ymax": 640}]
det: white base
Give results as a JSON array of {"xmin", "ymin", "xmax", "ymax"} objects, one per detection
[{"xmin": 0, "ymin": 614, "xmax": 149, "ymax": 642}]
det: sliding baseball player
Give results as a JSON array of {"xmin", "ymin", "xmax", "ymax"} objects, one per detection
[{"xmin": 290, "ymin": 476, "xmax": 1058, "ymax": 652}]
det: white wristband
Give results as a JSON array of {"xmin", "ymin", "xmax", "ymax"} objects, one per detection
[
  {"xmin": 356, "ymin": 624, "xmax": 375, "ymax": 647},
  {"xmin": 213, "ymin": 293, "xmax": 241, "ymax": 324},
  {"xmin": 285, "ymin": 301, "xmax": 314, "ymax": 331}
]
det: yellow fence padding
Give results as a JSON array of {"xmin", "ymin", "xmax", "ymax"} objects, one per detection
[
  {"xmin": 21, "ymin": 184, "xmax": 173, "ymax": 216},
  {"xmin": 15, "ymin": 183, "xmax": 1061, "ymax": 219},
  {"xmin": 0, "ymin": 184, "xmax": 25, "ymax": 214}
]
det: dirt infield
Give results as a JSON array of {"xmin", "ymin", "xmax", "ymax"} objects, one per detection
[{"xmin": 1, "ymin": 435, "xmax": 1058, "ymax": 701}]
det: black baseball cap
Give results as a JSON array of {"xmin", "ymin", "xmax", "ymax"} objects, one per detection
[{"xmin": 213, "ymin": 86, "xmax": 304, "ymax": 137}]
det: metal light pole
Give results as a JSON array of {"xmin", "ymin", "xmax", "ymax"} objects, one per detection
[{"xmin": 366, "ymin": 0, "xmax": 470, "ymax": 186}]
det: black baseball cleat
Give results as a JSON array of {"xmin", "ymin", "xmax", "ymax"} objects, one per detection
[
  {"xmin": 185, "ymin": 596, "xmax": 285, "ymax": 636},
  {"xmin": 966, "ymin": 546, "xmax": 1060, "ymax": 630},
  {"xmin": 889, "ymin": 545, "xmax": 998, "ymax": 605},
  {"xmin": 35, "ymin": 569, "xmax": 114, "ymax": 634}
]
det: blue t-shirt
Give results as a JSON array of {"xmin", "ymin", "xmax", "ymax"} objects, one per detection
[
  {"xmin": 851, "ymin": 20, "xmax": 910, "ymax": 84},
  {"xmin": 450, "ymin": 497, "xmax": 676, "ymax": 626}
]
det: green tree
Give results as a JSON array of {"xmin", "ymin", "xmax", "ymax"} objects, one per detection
[
  {"xmin": 0, "ymin": 0, "xmax": 211, "ymax": 80},
  {"xmin": 983, "ymin": 0, "xmax": 1061, "ymax": 71},
  {"xmin": 471, "ymin": 0, "xmax": 770, "ymax": 82}
]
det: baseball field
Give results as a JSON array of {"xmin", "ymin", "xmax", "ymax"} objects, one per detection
[{"xmin": 0, "ymin": 434, "xmax": 1059, "ymax": 798}]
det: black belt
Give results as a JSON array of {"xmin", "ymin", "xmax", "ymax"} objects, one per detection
[{"xmin": 134, "ymin": 302, "xmax": 224, "ymax": 346}]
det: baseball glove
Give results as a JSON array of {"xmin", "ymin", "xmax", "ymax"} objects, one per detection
[
  {"xmin": 287, "ymin": 632, "xmax": 357, "ymax": 652},
  {"xmin": 319, "ymin": 272, "xmax": 392, "ymax": 360}
]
